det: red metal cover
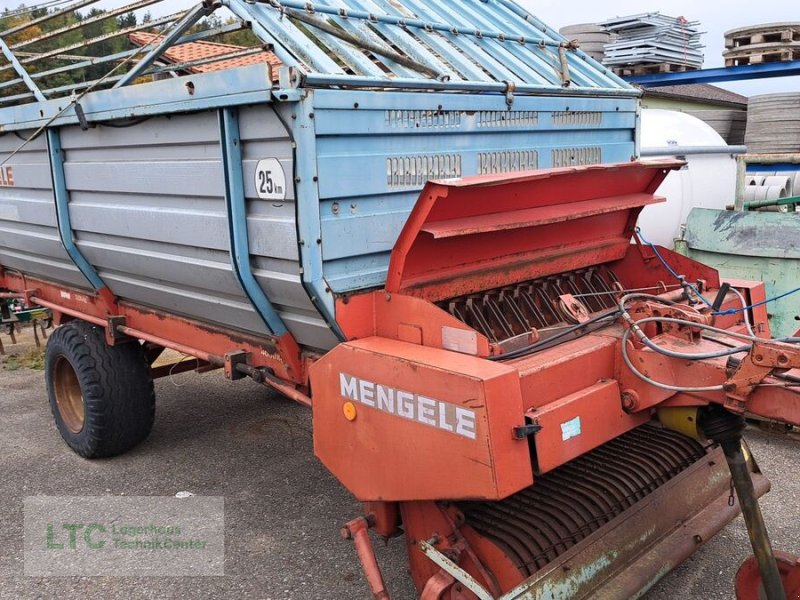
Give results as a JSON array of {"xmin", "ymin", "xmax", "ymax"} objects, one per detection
[{"xmin": 386, "ymin": 160, "xmax": 683, "ymax": 302}]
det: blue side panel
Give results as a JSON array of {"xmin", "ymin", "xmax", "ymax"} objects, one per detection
[
  {"xmin": 291, "ymin": 93, "xmax": 344, "ymax": 340},
  {"xmin": 309, "ymin": 90, "xmax": 638, "ymax": 294}
]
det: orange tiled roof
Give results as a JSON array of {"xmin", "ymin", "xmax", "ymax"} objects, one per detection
[{"xmin": 129, "ymin": 31, "xmax": 281, "ymax": 74}]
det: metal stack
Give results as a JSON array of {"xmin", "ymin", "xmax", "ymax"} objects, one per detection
[{"xmin": 601, "ymin": 13, "xmax": 704, "ymax": 75}]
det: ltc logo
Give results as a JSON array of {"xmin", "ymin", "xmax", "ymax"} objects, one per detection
[{"xmin": 46, "ymin": 523, "xmax": 106, "ymax": 549}]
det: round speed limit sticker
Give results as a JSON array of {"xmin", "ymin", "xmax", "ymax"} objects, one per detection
[{"xmin": 254, "ymin": 158, "xmax": 287, "ymax": 200}]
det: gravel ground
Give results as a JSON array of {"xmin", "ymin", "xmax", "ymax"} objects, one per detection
[{"xmin": 1, "ymin": 326, "xmax": 798, "ymax": 599}]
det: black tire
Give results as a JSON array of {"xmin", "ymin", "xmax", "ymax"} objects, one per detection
[{"xmin": 44, "ymin": 320, "xmax": 155, "ymax": 458}]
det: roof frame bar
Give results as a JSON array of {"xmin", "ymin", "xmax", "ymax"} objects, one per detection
[
  {"xmin": 340, "ymin": 0, "xmax": 458, "ymax": 80},
  {"xmin": 114, "ymin": 1, "xmax": 216, "ymax": 88},
  {"xmin": 260, "ymin": 0, "xmax": 566, "ymax": 48},
  {"xmin": 0, "ymin": 0, "xmax": 99, "ymax": 37},
  {"xmin": 9, "ymin": 0, "xmax": 163, "ymax": 50},
  {"xmin": 321, "ymin": 0, "xmax": 418, "ymax": 78},
  {"xmin": 223, "ymin": 0, "xmax": 345, "ymax": 74},
  {"xmin": 2, "ymin": 21, "xmax": 247, "ymax": 90},
  {"xmin": 407, "ymin": 0, "xmax": 549, "ymax": 84},
  {"xmin": 0, "ymin": 37, "xmax": 46, "ymax": 101},
  {"xmin": 493, "ymin": 0, "xmax": 630, "ymax": 88},
  {"xmin": 0, "ymin": 10, "xmax": 187, "ymax": 74}
]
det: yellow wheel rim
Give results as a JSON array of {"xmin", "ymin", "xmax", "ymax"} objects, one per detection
[{"xmin": 53, "ymin": 356, "xmax": 85, "ymax": 434}]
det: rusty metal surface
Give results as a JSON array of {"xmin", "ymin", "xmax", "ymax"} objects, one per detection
[
  {"xmin": 450, "ymin": 425, "xmax": 769, "ymax": 600},
  {"xmin": 0, "ymin": 271, "xmax": 305, "ymax": 384},
  {"xmin": 458, "ymin": 425, "xmax": 707, "ymax": 578},
  {"xmin": 342, "ymin": 517, "xmax": 391, "ymax": 600},
  {"xmin": 736, "ymin": 550, "xmax": 800, "ymax": 600},
  {"xmin": 441, "ymin": 267, "xmax": 619, "ymax": 346}
]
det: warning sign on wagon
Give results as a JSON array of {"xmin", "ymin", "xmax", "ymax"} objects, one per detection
[
  {"xmin": 23, "ymin": 496, "xmax": 224, "ymax": 576},
  {"xmin": 254, "ymin": 158, "xmax": 287, "ymax": 200}
]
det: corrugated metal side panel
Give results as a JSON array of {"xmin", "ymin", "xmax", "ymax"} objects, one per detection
[
  {"xmin": 58, "ymin": 107, "xmax": 335, "ymax": 350},
  {"xmin": 0, "ymin": 133, "xmax": 89, "ymax": 289},
  {"xmin": 239, "ymin": 107, "xmax": 338, "ymax": 349},
  {"xmin": 312, "ymin": 90, "xmax": 638, "ymax": 293}
]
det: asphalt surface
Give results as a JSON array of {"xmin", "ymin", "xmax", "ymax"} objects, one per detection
[{"xmin": 1, "ymin": 326, "xmax": 799, "ymax": 599}]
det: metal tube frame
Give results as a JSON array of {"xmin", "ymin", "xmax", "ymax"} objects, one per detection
[
  {"xmin": 113, "ymin": 2, "xmax": 215, "ymax": 88},
  {"xmin": 641, "ymin": 145, "xmax": 748, "ymax": 157},
  {"xmin": 45, "ymin": 128, "xmax": 109, "ymax": 294},
  {"xmin": 0, "ymin": 21, "xmax": 248, "ymax": 92},
  {"xmin": 9, "ymin": 0, "xmax": 162, "ymax": 50},
  {"xmin": 0, "ymin": 37, "xmax": 45, "ymax": 101},
  {"xmin": 0, "ymin": 0, "xmax": 100, "ymax": 38},
  {"xmin": 0, "ymin": 10, "xmax": 187, "ymax": 74},
  {"xmin": 300, "ymin": 72, "xmax": 638, "ymax": 97},
  {"xmin": 218, "ymin": 106, "xmax": 289, "ymax": 337}
]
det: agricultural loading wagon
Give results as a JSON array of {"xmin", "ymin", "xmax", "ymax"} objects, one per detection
[{"xmin": 2, "ymin": 0, "xmax": 800, "ymax": 598}]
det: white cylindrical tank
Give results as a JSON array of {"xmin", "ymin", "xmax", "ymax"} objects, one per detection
[{"xmin": 638, "ymin": 109, "xmax": 737, "ymax": 247}]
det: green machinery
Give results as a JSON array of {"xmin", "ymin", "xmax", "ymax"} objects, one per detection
[{"xmin": 677, "ymin": 154, "xmax": 800, "ymax": 338}]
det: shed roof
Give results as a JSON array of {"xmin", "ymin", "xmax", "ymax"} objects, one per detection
[
  {"xmin": 129, "ymin": 31, "xmax": 281, "ymax": 74},
  {"xmin": 644, "ymin": 83, "xmax": 748, "ymax": 108}
]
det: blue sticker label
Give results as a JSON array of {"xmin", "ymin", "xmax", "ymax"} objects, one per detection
[{"xmin": 561, "ymin": 416, "xmax": 582, "ymax": 441}]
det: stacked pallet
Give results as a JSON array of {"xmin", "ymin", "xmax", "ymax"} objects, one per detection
[
  {"xmin": 601, "ymin": 13, "xmax": 704, "ymax": 76},
  {"xmin": 686, "ymin": 110, "xmax": 747, "ymax": 145},
  {"xmin": 559, "ymin": 24, "xmax": 614, "ymax": 62},
  {"xmin": 724, "ymin": 22, "xmax": 800, "ymax": 67},
  {"xmin": 745, "ymin": 93, "xmax": 800, "ymax": 153}
]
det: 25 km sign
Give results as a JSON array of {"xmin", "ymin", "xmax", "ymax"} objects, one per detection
[{"xmin": 254, "ymin": 158, "xmax": 287, "ymax": 200}]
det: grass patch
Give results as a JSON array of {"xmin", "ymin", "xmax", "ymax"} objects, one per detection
[{"xmin": 2, "ymin": 347, "xmax": 45, "ymax": 371}]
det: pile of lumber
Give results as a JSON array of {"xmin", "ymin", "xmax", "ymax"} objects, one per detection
[
  {"xmin": 745, "ymin": 93, "xmax": 800, "ymax": 154},
  {"xmin": 686, "ymin": 110, "xmax": 747, "ymax": 146}
]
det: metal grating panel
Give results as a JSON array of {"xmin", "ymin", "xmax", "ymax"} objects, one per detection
[
  {"xmin": 477, "ymin": 111, "xmax": 539, "ymax": 128},
  {"xmin": 386, "ymin": 154, "xmax": 463, "ymax": 189},
  {"xmin": 385, "ymin": 110, "xmax": 462, "ymax": 129},
  {"xmin": 477, "ymin": 150, "xmax": 539, "ymax": 175},
  {"xmin": 552, "ymin": 111, "xmax": 603, "ymax": 126},
  {"xmin": 552, "ymin": 146, "xmax": 603, "ymax": 167},
  {"xmin": 458, "ymin": 425, "xmax": 707, "ymax": 576}
]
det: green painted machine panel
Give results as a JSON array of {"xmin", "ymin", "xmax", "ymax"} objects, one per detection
[{"xmin": 683, "ymin": 208, "xmax": 800, "ymax": 337}]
